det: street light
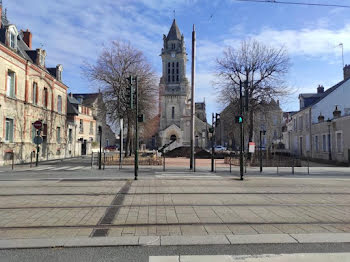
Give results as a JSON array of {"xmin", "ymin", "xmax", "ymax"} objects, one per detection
[
  {"xmin": 260, "ymin": 130, "xmax": 266, "ymax": 172},
  {"xmin": 327, "ymin": 119, "xmax": 332, "ymax": 161}
]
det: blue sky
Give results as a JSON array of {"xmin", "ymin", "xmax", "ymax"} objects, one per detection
[{"xmin": 5, "ymin": 0, "xmax": 350, "ymax": 121}]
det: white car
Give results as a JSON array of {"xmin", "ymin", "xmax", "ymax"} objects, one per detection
[{"xmin": 214, "ymin": 145, "xmax": 227, "ymax": 151}]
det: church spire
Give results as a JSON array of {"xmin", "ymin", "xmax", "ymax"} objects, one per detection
[{"xmin": 166, "ymin": 19, "xmax": 181, "ymax": 41}]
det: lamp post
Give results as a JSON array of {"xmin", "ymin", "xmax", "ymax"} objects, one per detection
[
  {"xmin": 260, "ymin": 130, "xmax": 266, "ymax": 172},
  {"xmin": 327, "ymin": 119, "xmax": 332, "ymax": 161}
]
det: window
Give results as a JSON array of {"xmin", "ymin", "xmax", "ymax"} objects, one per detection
[
  {"xmin": 43, "ymin": 88, "xmax": 48, "ymax": 108},
  {"xmin": 57, "ymin": 95, "xmax": 62, "ymax": 113},
  {"xmin": 56, "ymin": 127, "xmax": 61, "ymax": 143},
  {"xmin": 68, "ymin": 128, "xmax": 73, "ymax": 143},
  {"xmin": 90, "ymin": 122, "xmax": 93, "ymax": 135},
  {"xmin": 315, "ymin": 135, "xmax": 319, "ymax": 152},
  {"xmin": 171, "ymin": 43, "xmax": 175, "ymax": 49},
  {"xmin": 305, "ymin": 114, "xmax": 309, "ymax": 129},
  {"xmin": 106, "ymin": 139, "xmax": 109, "ymax": 146},
  {"xmin": 322, "ymin": 134, "xmax": 327, "ymax": 152},
  {"xmin": 293, "ymin": 119, "xmax": 297, "ymax": 130},
  {"xmin": 7, "ymin": 71, "xmax": 15, "ymax": 98},
  {"xmin": 32, "ymin": 82, "xmax": 38, "ymax": 105},
  {"xmin": 299, "ymin": 116, "xmax": 303, "ymax": 130},
  {"xmin": 10, "ymin": 33, "xmax": 16, "ymax": 49},
  {"xmin": 172, "ymin": 107, "xmax": 175, "ymax": 119},
  {"xmin": 336, "ymin": 132, "xmax": 343, "ymax": 153},
  {"xmin": 79, "ymin": 119, "xmax": 83, "ymax": 133},
  {"xmin": 5, "ymin": 118, "xmax": 14, "ymax": 142}
]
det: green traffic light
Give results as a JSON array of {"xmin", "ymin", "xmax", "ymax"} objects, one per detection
[{"xmin": 239, "ymin": 117, "xmax": 243, "ymax": 123}]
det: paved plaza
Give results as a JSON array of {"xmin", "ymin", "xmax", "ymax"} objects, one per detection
[{"xmin": 0, "ymin": 167, "xmax": 350, "ymax": 241}]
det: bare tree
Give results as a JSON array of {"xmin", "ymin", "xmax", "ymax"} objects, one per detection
[
  {"xmin": 83, "ymin": 41, "xmax": 158, "ymax": 156},
  {"xmin": 215, "ymin": 39, "xmax": 290, "ymax": 143}
]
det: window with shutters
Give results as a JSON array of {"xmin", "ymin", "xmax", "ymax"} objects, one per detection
[
  {"xmin": 79, "ymin": 119, "xmax": 84, "ymax": 134},
  {"xmin": 336, "ymin": 132, "xmax": 343, "ymax": 153}
]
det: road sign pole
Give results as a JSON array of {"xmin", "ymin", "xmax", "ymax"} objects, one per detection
[{"xmin": 36, "ymin": 130, "xmax": 40, "ymax": 167}]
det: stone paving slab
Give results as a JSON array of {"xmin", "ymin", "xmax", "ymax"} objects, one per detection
[
  {"xmin": 160, "ymin": 235, "xmax": 230, "ymax": 246},
  {"xmin": 291, "ymin": 233, "xmax": 350, "ymax": 243},
  {"xmin": 1, "ymin": 233, "xmax": 350, "ymax": 249},
  {"xmin": 226, "ymin": 234, "xmax": 297, "ymax": 244}
]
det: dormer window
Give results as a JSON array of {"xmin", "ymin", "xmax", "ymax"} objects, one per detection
[
  {"xmin": 10, "ymin": 33, "xmax": 16, "ymax": 49},
  {"xmin": 36, "ymin": 49, "xmax": 46, "ymax": 67},
  {"xmin": 7, "ymin": 25, "xmax": 18, "ymax": 50},
  {"xmin": 56, "ymin": 64, "xmax": 63, "ymax": 81}
]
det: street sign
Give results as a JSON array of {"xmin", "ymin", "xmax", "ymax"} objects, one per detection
[
  {"xmin": 249, "ymin": 142, "xmax": 255, "ymax": 153},
  {"xmin": 33, "ymin": 121, "xmax": 42, "ymax": 130},
  {"xmin": 34, "ymin": 136, "xmax": 43, "ymax": 145}
]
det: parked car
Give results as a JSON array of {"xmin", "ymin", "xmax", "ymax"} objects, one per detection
[
  {"xmin": 214, "ymin": 145, "xmax": 227, "ymax": 151},
  {"xmin": 104, "ymin": 145, "xmax": 118, "ymax": 151}
]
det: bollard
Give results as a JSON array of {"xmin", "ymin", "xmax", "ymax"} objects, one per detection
[
  {"xmin": 30, "ymin": 151, "xmax": 33, "ymax": 168},
  {"xmin": 307, "ymin": 156, "xmax": 310, "ymax": 175},
  {"xmin": 103, "ymin": 152, "xmax": 106, "ymax": 170},
  {"xmin": 229, "ymin": 154, "xmax": 232, "ymax": 173},
  {"xmin": 163, "ymin": 153, "xmax": 165, "ymax": 171},
  {"xmin": 91, "ymin": 153, "xmax": 94, "ymax": 169},
  {"xmin": 292, "ymin": 158, "xmax": 295, "ymax": 174},
  {"xmin": 11, "ymin": 153, "xmax": 14, "ymax": 170}
]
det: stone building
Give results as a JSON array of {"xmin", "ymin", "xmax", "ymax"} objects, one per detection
[
  {"xmin": 66, "ymin": 94, "xmax": 96, "ymax": 157},
  {"xmin": 157, "ymin": 19, "xmax": 209, "ymax": 150},
  {"xmin": 216, "ymin": 100, "xmax": 283, "ymax": 151},
  {"xmin": 0, "ymin": 5, "xmax": 68, "ymax": 165},
  {"xmin": 289, "ymin": 65, "xmax": 350, "ymax": 164},
  {"xmin": 71, "ymin": 93, "xmax": 116, "ymax": 148}
]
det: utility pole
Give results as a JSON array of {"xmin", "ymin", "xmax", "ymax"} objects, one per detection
[
  {"xmin": 134, "ymin": 76, "xmax": 139, "ymax": 180},
  {"xmin": 190, "ymin": 24, "xmax": 196, "ymax": 171},
  {"xmin": 239, "ymin": 81, "xmax": 244, "ymax": 180}
]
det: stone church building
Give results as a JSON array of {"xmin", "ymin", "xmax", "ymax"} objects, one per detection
[{"xmin": 144, "ymin": 20, "xmax": 209, "ymax": 150}]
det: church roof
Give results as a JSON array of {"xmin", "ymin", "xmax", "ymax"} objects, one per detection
[{"xmin": 166, "ymin": 19, "xmax": 181, "ymax": 41}]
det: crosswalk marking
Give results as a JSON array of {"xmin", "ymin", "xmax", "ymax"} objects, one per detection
[{"xmin": 1, "ymin": 166, "xmax": 91, "ymax": 172}]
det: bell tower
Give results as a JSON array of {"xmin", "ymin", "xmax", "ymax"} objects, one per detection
[{"xmin": 158, "ymin": 19, "xmax": 191, "ymax": 146}]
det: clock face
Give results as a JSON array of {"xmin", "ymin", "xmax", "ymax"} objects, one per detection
[{"xmin": 171, "ymin": 52, "xmax": 175, "ymax": 58}]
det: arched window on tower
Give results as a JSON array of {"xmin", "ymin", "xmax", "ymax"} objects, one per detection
[
  {"xmin": 172, "ymin": 106, "xmax": 175, "ymax": 119},
  {"xmin": 167, "ymin": 62, "xmax": 170, "ymax": 82},
  {"xmin": 176, "ymin": 62, "xmax": 179, "ymax": 82}
]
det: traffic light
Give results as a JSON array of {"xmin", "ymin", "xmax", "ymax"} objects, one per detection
[
  {"xmin": 215, "ymin": 113, "xmax": 220, "ymax": 127},
  {"xmin": 235, "ymin": 116, "xmax": 243, "ymax": 124},
  {"xmin": 138, "ymin": 114, "xmax": 144, "ymax": 123},
  {"xmin": 126, "ymin": 76, "xmax": 135, "ymax": 109}
]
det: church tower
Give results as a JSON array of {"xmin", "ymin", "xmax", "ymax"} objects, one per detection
[{"xmin": 158, "ymin": 19, "xmax": 191, "ymax": 147}]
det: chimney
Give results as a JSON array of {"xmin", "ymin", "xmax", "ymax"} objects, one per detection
[
  {"xmin": 22, "ymin": 29, "xmax": 32, "ymax": 49},
  {"xmin": 333, "ymin": 105, "xmax": 341, "ymax": 119},
  {"xmin": 317, "ymin": 85, "xmax": 324, "ymax": 94},
  {"xmin": 318, "ymin": 113, "xmax": 325, "ymax": 123},
  {"xmin": 344, "ymin": 64, "xmax": 350, "ymax": 80}
]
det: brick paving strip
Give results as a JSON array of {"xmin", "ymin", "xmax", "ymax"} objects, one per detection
[{"xmin": 90, "ymin": 180, "xmax": 133, "ymax": 237}]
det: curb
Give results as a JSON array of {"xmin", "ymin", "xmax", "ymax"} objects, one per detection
[{"xmin": 1, "ymin": 233, "xmax": 350, "ymax": 249}]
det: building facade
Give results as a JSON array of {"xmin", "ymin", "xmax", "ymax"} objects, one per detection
[
  {"xmin": 72, "ymin": 93, "xmax": 117, "ymax": 148},
  {"xmin": 288, "ymin": 66, "xmax": 350, "ymax": 164},
  {"xmin": 0, "ymin": 7, "xmax": 68, "ymax": 165},
  {"xmin": 158, "ymin": 19, "xmax": 209, "ymax": 150},
  {"xmin": 66, "ymin": 94, "xmax": 96, "ymax": 157}
]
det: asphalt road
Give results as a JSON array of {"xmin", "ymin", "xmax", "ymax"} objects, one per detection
[{"xmin": 1, "ymin": 243, "xmax": 350, "ymax": 262}]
